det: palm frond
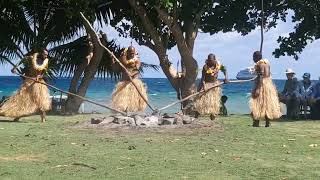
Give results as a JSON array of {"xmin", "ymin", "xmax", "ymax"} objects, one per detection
[{"xmin": 139, "ymin": 62, "xmax": 160, "ymax": 74}]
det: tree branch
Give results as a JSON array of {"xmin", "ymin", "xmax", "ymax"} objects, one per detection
[
  {"xmin": 80, "ymin": 12, "xmax": 156, "ymax": 112},
  {"xmin": 128, "ymin": 0, "xmax": 178, "ymax": 87},
  {"xmin": 128, "ymin": 0, "xmax": 164, "ymax": 55},
  {"xmin": 138, "ymin": 40, "xmax": 155, "ymax": 52},
  {"xmin": 154, "ymin": 6, "xmax": 191, "ymax": 57}
]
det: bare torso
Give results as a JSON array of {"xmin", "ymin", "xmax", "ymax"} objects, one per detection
[
  {"xmin": 256, "ymin": 63, "xmax": 271, "ymax": 78},
  {"xmin": 120, "ymin": 55, "xmax": 140, "ymax": 81},
  {"xmin": 253, "ymin": 62, "xmax": 271, "ymax": 92}
]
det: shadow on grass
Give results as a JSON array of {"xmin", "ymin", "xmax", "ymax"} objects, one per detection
[{"xmin": 0, "ymin": 119, "xmax": 25, "ymax": 123}]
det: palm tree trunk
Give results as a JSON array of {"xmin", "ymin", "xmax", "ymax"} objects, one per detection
[
  {"xmin": 64, "ymin": 18, "xmax": 106, "ymax": 113},
  {"xmin": 64, "ymin": 48, "xmax": 104, "ymax": 113}
]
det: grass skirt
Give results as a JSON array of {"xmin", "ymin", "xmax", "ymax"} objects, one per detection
[
  {"xmin": 249, "ymin": 77, "xmax": 282, "ymax": 120},
  {"xmin": 111, "ymin": 79, "xmax": 148, "ymax": 112},
  {"xmin": 194, "ymin": 82, "xmax": 221, "ymax": 115},
  {"xmin": 0, "ymin": 79, "xmax": 51, "ymax": 118}
]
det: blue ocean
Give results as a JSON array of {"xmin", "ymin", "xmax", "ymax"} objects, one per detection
[{"xmin": 0, "ymin": 76, "xmax": 286, "ymax": 114}]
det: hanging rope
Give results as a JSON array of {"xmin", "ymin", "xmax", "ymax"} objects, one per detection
[
  {"xmin": 260, "ymin": 0, "xmax": 264, "ymax": 54},
  {"xmin": 80, "ymin": 12, "xmax": 157, "ymax": 112},
  {"xmin": 158, "ymin": 77, "xmax": 257, "ymax": 112}
]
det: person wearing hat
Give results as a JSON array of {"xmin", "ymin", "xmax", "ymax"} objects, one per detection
[
  {"xmin": 194, "ymin": 53, "xmax": 228, "ymax": 120},
  {"xmin": 298, "ymin": 73, "xmax": 313, "ymax": 118},
  {"xmin": 279, "ymin": 68, "xmax": 300, "ymax": 119}
]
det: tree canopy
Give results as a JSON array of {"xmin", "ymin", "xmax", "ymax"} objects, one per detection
[
  {"xmin": 273, "ymin": 0, "xmax": 320, "ymax": 60},
  {"xmin": 97, "ymin": 0, "xmax": 289, "ymax": 106}
]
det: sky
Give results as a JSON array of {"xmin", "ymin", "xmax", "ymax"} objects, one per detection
[{"xmin": 1, "ymin": 16, "xmax": 319, "ymax": 80}]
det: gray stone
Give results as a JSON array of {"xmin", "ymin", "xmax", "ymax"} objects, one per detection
[
  {"xmin": 163, "ymin": 113, "xmax": 174, "ymax": 118},
  {"xmin": 99, "ymin": 117, "xmax": 115, "ymax": 125},
  {"xmin": 143, "ymin": 116, "xmax": 159, "ymax": 127},
  {"xmin": 173, "ymin": 114, "xmax": 184, "ymax": 125},
  {"xmin": 182, "ymin": 115, "xmax": 194, "ymax": 124},
  {"xmin": 125, "ymin": 118, "xmax": 135, "ymax": 126},
  {"xmin": 110, "ymin": 113, "xmax": 123, "ymax": 118},
  {"xmin": 157, "ymin": 118, "xmax": 163, "ymax": 125},
  {"xmin": 128, "ymin": 112, "xmax": 147, "ymax": 118},
  {"xmin": 134, "ymin": 115, "xmax": 146, "ymax": 126},
  {"xmin": 91, "ymin": 118, "xmax": 103, "ymax": 124},
  {"xmin": 161, "ymin": 117, "xmax": 176, "ymax": 125},
  {"xmin": 113, "ymin": 116, "xmax": 134, "ymax": 125}
]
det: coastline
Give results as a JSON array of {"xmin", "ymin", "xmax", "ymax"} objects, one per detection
[{"xmin": 0, "ymin": 76, "xmax": 288, "ymax": 115}]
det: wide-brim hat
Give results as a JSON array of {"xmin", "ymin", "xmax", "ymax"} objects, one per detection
[{"xmin": 285, "ymin": 68, "xmax": 295, "ymax": 74}]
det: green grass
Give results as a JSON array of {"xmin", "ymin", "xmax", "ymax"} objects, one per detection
[{"xmin": 0, "ymin": 115, "xmax": 320, "ymax": 180}]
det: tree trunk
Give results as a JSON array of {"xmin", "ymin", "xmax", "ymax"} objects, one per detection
[
  {"xmin": 64, "ymin": 61, "xmax": 89, "ymax": 113},
  {"xmin": 156, "ymin": 50, "xmax": 198, "ymax": 109},
  {"xmin": 64, "ymin": 19, "xmax": 106, "ymax": 113},
  {"xmin": 64, "ymin": 46, "xmax": 104, "ymax": 113},
  {"xmin": 129, "ymin": 1, "xmax": 200, "ymax": 112},
  {"xmin": 179, "ymin": 56, "xmax": 198, "ymax": 108}
]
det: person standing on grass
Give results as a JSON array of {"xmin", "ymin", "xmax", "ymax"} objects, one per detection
[
  {"xmin": 111, "ymin": 46, "xmax": 148, "ymax": 112},
  {"xmin": 0, "ymin": 49, "xmax": 51, "ymax": 122},
  {"xmin": 194, "ymin": 53, "xmax": 228, "ymax": 120},
  {"xmin": 249, "ymin": 51, "xmax": 282, "ymax": 127}
]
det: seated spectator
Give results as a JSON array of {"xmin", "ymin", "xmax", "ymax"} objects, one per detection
[
  {"xmin": 220, "ymin": 95, "xmax": 228, "ymax": 116},
  {"xmin": 298, "ymin": 73, "xmax": 313, "ymax": 118},
  {"xmin": 309, "ymin": 77, "xmax": 320, "ymax": 119},
  {"xmin": 279, "ymin": 68, "xmax": 300, "ymax": 119}
]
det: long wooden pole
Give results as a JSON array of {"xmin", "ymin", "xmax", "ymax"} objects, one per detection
[
  {"xmin": 158, "ymin": 78, "xmax": 257, "ymax": 112},
  {"xmin": 13, "ymin": 72, "xmax": 127, "ymax": 115},
  {"xmin": 80, "ymin": 12, "xmax": 156, "ymax": 112},
  {"xmin": 3, "ymin": 53, "xmax": 127, "ymax": 115}
]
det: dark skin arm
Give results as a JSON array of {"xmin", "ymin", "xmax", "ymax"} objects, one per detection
[
  {"xmin": 111, "ymin": 54, "xmax": 121, "ymax": 72},
  {"xmin": 220, "ymin": 65, "xmax": 229, "ymax": 83},
  {"xmin": 199, "ymin": 68, "xmax": 206, "ymax": 91},
  {"xmin": 118, "ymin": 54, "xmax": 140, "ymax": 78},
  {"xmin": 129, "ymin": 58, "xmax": 141, "ymax": 77}
]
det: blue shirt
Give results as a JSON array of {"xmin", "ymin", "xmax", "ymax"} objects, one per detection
[
  {"xmin": 298, "ymin": 80, "xmax": 313, "ymax": 98},
  {"xmin": 310, "ymin": 82, "xmax": 320, "ymax": 99}
]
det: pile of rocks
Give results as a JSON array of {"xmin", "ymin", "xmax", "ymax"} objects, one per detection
[{"xmin": 87, "ymin": 113, "xmax": 195, "ymax": 128}]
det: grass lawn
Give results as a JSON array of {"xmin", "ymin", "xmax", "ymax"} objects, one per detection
[{"xmin": 0, "ymin": 114, "xmax": 319, "ymax": 180}]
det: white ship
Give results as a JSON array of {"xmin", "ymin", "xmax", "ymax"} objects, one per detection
[{"xmin": 236, "ymin": 66, "xmax": 257, "ymax": 80}]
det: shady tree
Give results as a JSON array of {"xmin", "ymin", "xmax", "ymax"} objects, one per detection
[
  {"xmin": 273, "ymin": 0, "xmax": 320, "ymax": 60},
  {"xmin": 99, "ymin": 0, "xmax": 288, "ymax": 110}
]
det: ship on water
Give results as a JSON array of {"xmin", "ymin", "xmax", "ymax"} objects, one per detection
[{"xmin": 236, "ymin": 66, "xmax": 257, "ymax": 80}]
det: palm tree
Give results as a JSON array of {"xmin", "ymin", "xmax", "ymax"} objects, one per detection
[
  {"xmin": 0, "ymin": 0, "xmax": 158, "ymax": 113},
  {"xmin": 0, "ymin": 0, "xmax": 112, "ymax": 112}
]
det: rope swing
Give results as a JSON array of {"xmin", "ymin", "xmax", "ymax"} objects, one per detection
[{"xmin": 260, "ymin": 0, "xmax": 265, "ymax": 54}]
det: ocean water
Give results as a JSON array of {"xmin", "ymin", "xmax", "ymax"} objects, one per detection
[{"xmin": 0, "ymin": 76, "xmax": 286, "ymax": 114}]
